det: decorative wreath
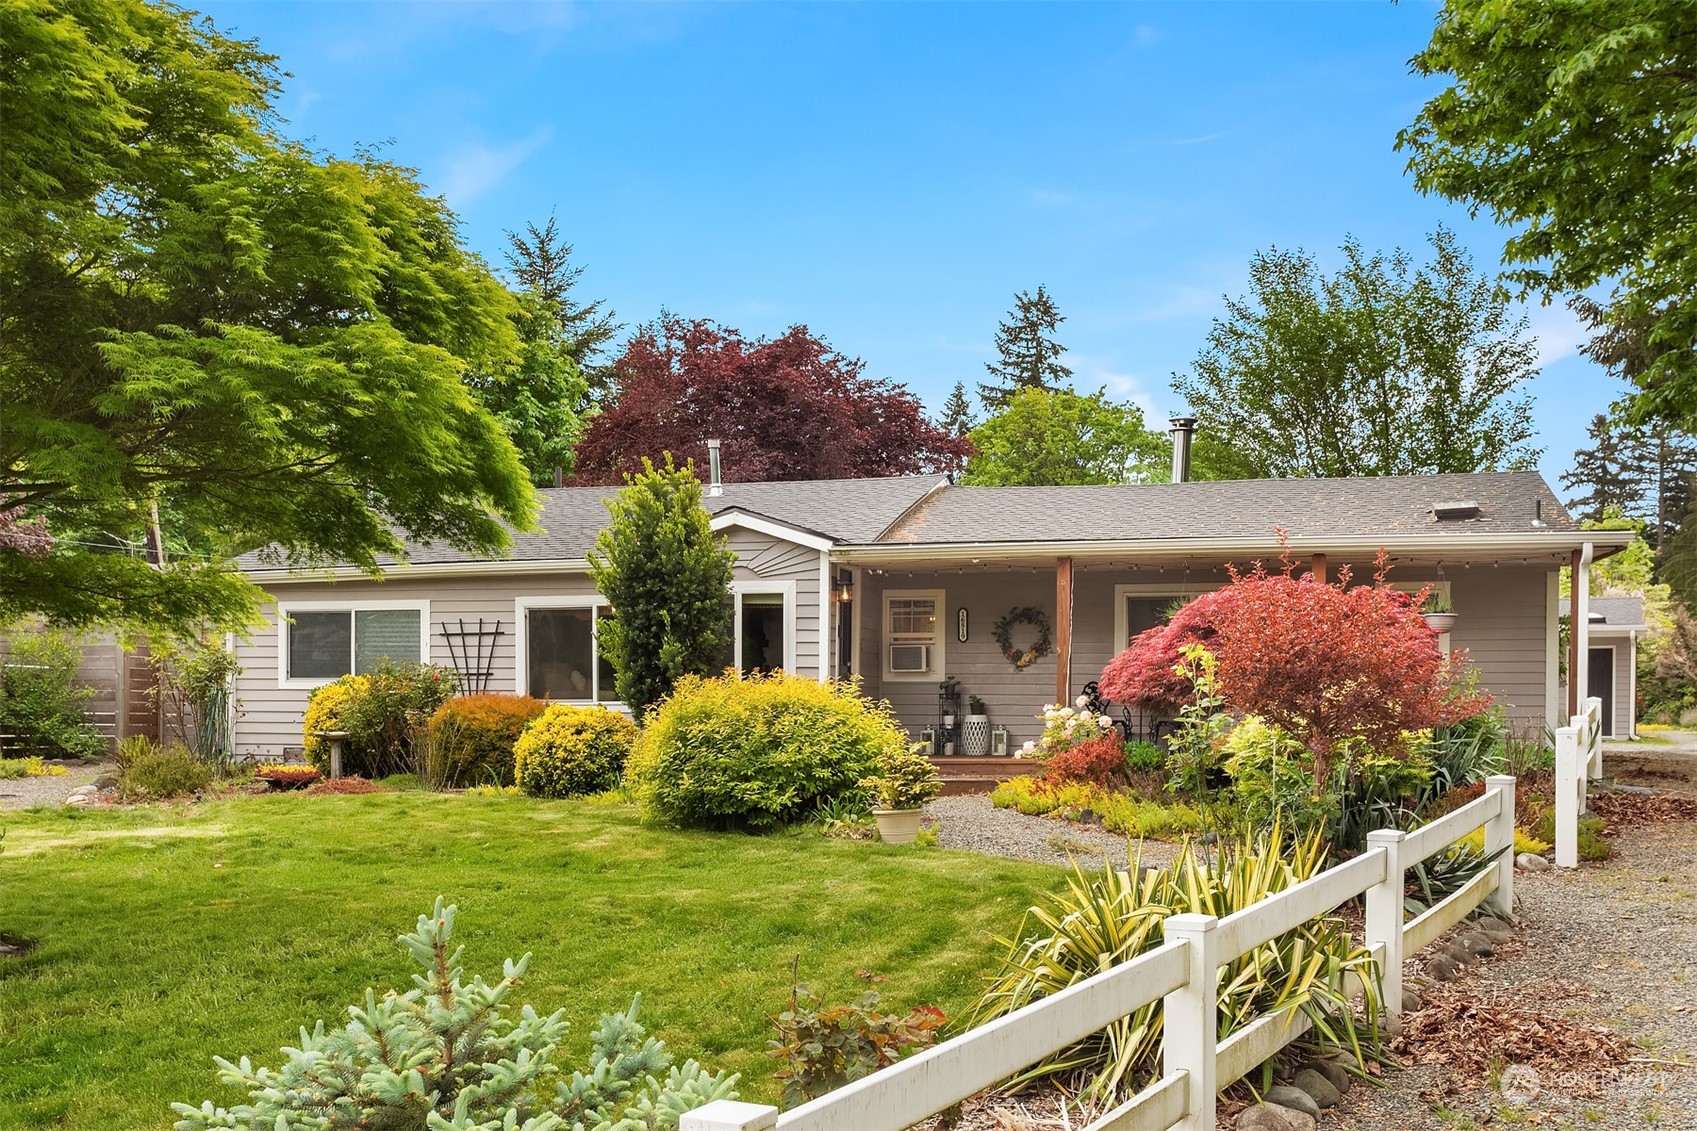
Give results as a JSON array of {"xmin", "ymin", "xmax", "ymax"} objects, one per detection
[{"xmin": 993, "ymin": 606, "xmax": 1054, "ymax": 670}]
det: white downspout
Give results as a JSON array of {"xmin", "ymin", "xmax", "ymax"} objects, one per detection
[
  {"xmin": 1628, "ymin": 628, "xmax": 1639, "ymax": 739},
  {"xmin": 1574, "ymin": 542, "xmax": 1593, "ymax": 717},
  {"xmin": 819, "ymin": 552, "xmax": 831, "ymax": 684}
]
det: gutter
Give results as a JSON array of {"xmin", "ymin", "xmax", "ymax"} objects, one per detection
[
  {"xmin": 243, "ymin": 558, "xmax": 594, "ymax": 583},
  {"xmin": 829, "ymin": 530, "xmax": 1637, "ymax": 564}
]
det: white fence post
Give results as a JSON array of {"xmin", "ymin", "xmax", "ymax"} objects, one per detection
[
  {"xmin": 1364, "ymin": 829, "xmax": 1406, "ymax": 1033},
  {"xmin": 1163, "ymin": 913, "xmax": 1218, "ymax": 1131},
  {"xmin": 1483, "ymin": 774, "xmax": 1516, "ymax": 917},
  {"xmin": 680, "ymin": 1100, "xmax": 781, "ymax": 1131},
  {"xmin": 1585, "ymin": 696, "xmax": 1605, "ymax": 783},
  {"xmin": 1554, "ymin": 724, "xmax": 1580, "ymax": 869}
]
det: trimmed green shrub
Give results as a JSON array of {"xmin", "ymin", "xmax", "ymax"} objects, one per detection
[
  {"xmin": 428, "ymin": 693, "xmax": 548, "ymax": 786},
  {"xmin": 625, "ymin": 671, "xmax": 906, "ymax": 829},
  {"xmin": 0, "ymin": 629, "xmax": 104, "ymax": 759},
  {"xmin": 118, "ymin": 743, "xmax": 214, "ymax": 801},
  {"xmin": 1124, "ymin": 740, "xmax": 1165, "ymax": 773},
  {"xmin": 304, "ymin": 661, "xmax": 456, "ymax": 778},
  {"xmin": 514, "ymin": 704, "xmax": 638, "ymax": 798}
]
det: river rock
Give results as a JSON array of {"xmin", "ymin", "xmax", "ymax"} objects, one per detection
[
  {"xmin": 1426, "ymin": 953, "xmax": 1464, "ymax": 982},
  {"xmin": 1292, "ymin": 1067, "xmax": 1341, "ymax": 1108},
  {"xmin": 1302, "ymin": 1058, "xmax": 1351, "ymax": 1093},
  {"xmin": 1238, "ymin": 1102, "xmax": 1317, "ymax": 1131},
  {"xmin": 1402, "ymin": 987, "xmax": 1422, "ymax": 1013},
  {"xmin": 1517, "ymin": 852, "xmax": 1551, "ymax": 871},
  {"xmin": 1264, "ymin": 1086, "xmax": 1322, "ymax": 1122}
]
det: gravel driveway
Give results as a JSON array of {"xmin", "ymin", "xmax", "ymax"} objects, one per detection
[{"xmin": 0, "ymin": 760, "xmax": 108, "ymax": 810}]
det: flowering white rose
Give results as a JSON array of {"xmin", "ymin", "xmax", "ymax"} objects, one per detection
[
  {"xmin": 1075, "ymin": 695, "xmax": 1090, "ymax": 708},
  {"xmin": 1098, "ymin": 715, "xmax": 1114, "ymax": 729}
]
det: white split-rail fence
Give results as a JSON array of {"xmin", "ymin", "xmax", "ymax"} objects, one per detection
[
  {"xmin": 1553, "ymin": 695, "xmax": 1604, "ymax": 870},
  {"xmin": 684, "ymin": 776, "xmax": 1518, "ymax": 1131}
]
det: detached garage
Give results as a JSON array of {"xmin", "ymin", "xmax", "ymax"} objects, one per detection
[{"xmin": 1560, "ymin": 597, "xmax": 1646, "ymax": 739}]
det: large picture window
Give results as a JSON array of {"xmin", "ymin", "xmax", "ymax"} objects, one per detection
[
  {"xmin": 516, "ymin": 598, "xmax": 618, "ymax": 703},
  {"xmin": 1112, "ymin": 585, "xmax": 1221, "ymax": 652},
  {"xmin": 278, "ymin": 602, "xmax": 428, "ymax": 687},
  {"xmin": 883, "ymin": 589, "xmax": 944, "ymax": 681}
]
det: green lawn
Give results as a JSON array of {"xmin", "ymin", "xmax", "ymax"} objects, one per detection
[{"xmin": 0, "ymin": 792, "xmax": 1065, "ymax": 1130}]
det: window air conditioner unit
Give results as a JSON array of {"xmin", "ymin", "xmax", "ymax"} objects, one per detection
[{"xmin": 888, "ymin": 643, "xmax": 931, "ymax": 673}]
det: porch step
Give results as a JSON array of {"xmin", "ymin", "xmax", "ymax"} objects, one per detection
[{"xmin": 929, "ymin": 755, "xmax": 1030, "ymax": 795}]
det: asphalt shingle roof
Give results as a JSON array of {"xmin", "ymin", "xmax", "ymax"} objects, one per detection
[
  {"xmin": 1559, "ymin": 596, "xmax": 1647, "ymax": 626},
  {"xmin": 880, "ymin": 471, "xmax": 1576, "ymax": 545}
]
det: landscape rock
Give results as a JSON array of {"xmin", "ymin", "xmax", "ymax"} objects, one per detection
[
  {"xmin": 1238, "ymin": 1101, "xmax": 1317, "ymax": 1131},
  {"xmin": 1301, "ymin": 1058, "xmax": 1351, "ymax": 1093},
  {"xmin": 1425, "ymin": 953, "xmax": 1464, "ymax": 982},
  {"xmin": 1262, "ymin": 1087, "xmax": 1322, "ymax": 1122},
  {"xmin": 1517, "ymin": 852, "xmax": 1551, "ymax": 871},
  {"xmin": 1292, "ymin": 1067, "xmax": 1341, "ymax": 1108},
  {"xmin": 1401, "ymin": 987, "xmax": 1422, "ymax": 1013},
  {"xmin": 93, "ymin": 775, "xmax": 118, "ymax": 790},
  {"xmin": 1437, "ymin": 942, "xmax": 1473, "ymax": 964},
  {"xmin": 1459, "ymin": 931, "xmax": 1495, "ymax": 957}
]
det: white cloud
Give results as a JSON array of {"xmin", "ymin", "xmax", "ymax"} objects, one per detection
[
  {"xmin": 1169, "ymin": 131, "xmax": 1226, "ymax": 146},
  {"xmin": 436, "ymin": 127, "xmax": 553, "ymax": 205},
  {"xmin": 1523, "ymin": 301, "xmax": 1592, "ymax": 368}
]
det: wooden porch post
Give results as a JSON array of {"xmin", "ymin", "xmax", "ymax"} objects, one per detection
[
  {"xmin": 1568, "ymin": 548, "xmax": 1581, "ymax": 717},
  {"xmin": 1055, "ymin": 557, "xmax": 1074, "ymax": 706},
  {"xmin": 1310, "ymin": 552, "xmax": 1327, "ymax": 583}
]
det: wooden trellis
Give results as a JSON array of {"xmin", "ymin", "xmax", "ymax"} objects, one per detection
[{"xmin": 438, "ymin": 619, "xmax": 504, "ymax": 694}]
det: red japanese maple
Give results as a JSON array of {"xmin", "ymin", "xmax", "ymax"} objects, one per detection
[
  {"xmin": 1100, "ymin": 551, "xmax": 1491, "ymax": 783},
  {"xmin": 1098, "ymin": 586, "xmax": 1235, "ymax": 713},
  {"xmin": 571, "ymin": 316, "xmax": 973, "ymax": 485}
]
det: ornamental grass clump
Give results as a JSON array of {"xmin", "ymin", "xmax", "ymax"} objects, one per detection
[
  {"xmin": 625, "ymin": 671, "xmax": 904, "ymax": 830},
  {"xmin": 970, "ymin": 830, "xmax": 1378, "ymax": 1107},
  {"xmin": 173, "ymin": 898, "xmax": 738, "ymax": 1131},
  {"xmin": 514, "ymin": 704, "xmax": 638, "ymax": 799}
]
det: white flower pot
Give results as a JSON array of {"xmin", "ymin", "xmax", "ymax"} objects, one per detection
[
  {"xmin": 1423, "ymin": 612, "xmax": 1458, "ymax": 632},
  {"xmin": 962, "ymin": 714, "xmax": 991, "ymax": 756},
  {"xmin": 873, "ymin": 808, "xmax": 925, "ymax": 845}
]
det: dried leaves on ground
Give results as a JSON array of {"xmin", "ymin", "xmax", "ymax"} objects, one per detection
[
  {"xmin": 1588, "ymin": 790, "xmax": 1697, "ymax": 832},
  {"xmin": 1391, "ymin": 979, "xmax": 1632, "ymax": 1097}
]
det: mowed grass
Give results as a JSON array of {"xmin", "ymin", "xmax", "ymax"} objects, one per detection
[{"xmin": 0, "ymin": 792, "xmax": 1066, "ymax": 1130}]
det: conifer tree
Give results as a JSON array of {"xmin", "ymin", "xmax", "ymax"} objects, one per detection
[
  {"xmin": 1563, "ymin": 415, "xmax": 1649, "ymax": 525},
  {"xmin": 939, "ymin": 381, "xmax": 977, "ymax": 436},
  {"xmin": 978, "ymin": 285, "xmax": 1073, "ymax": 410},
  {"xmin": 588, "ymin": 458, "xmax": 735, "ymax": 716},
  {"xmin": 506, "ymin": 218, "xmax": 623, "ymax": 405}
]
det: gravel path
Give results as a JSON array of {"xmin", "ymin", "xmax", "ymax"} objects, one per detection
[
  {"xmin": 1328, "ymin": 818, "xmax": 1697, "ymax": 1131},
  {"xmin": 0, "ymin": 759, "xmax": 108, "ymax": 810},
  {"xmin": 925, "ymin": 793, "xmax": 1180, "ymax": 871}
]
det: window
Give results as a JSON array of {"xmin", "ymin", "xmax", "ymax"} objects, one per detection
[
  {"xmin": 1113, "ymin": 585, "xmax": 1220, "ymax": 652},
  {"xmin": 883, "ymin": 589, "xmax": 944, "ymax": 680},
  {"xmin": 278, "ymin": 601, "xmax": 429, "ymax": 687},
  {"xmin": 515, "ymin": 598, "xmax": 618, "ymax": 703},
  {"xmin": 723, "ymin": 581, "xmax": 797, "ymax": 676}
]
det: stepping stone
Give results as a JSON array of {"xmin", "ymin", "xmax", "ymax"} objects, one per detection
[
  {"xmin": 1292, "ymin": 1067, "xmax": 1341, "ymax": 1108},
  {"xmin": 1264, "ymin": 1086, "xmax": 1322, "ymax": 1122},
  {"xmin": 1238, "ymin": 1102, "xmax": 1316, "ymax": 1131}
]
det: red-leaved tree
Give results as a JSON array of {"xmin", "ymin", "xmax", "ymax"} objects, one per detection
[
  {"xmin": 1098, "ymin": 587, "xmax": 1235, "ymax": 713},
  {"xmin": 1101, "ymin": 552, "xmax": 1491, "ymax": 783},
  {"xmin": 571, "ymin": 316, "xmax": 972, "ymax": 484}
]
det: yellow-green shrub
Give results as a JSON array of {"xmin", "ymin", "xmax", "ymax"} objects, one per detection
[
  {"xmin": 302, "ymin": 675, "xmax": 369, "ymax": 771},
  {"xmin": 514, "ymin": 705, "xmax": 638, "ymax": 798},
  {"xmin": 428, "ymin": 694, "xmax": 548, "ymax": 786},
  {"xmin": 988, "ymin": 775, "xmax": 1202, "ymax": 840},
  {"xmin": 624, "ymin": 672, "xmax": 904, "ymax": 829},
  {"xmin": 1453, "ymin": 826, "xmax": 1551, "ymax": 857}
]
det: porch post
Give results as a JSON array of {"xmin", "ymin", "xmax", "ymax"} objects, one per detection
[
  {"xmin": 1574, "ymin": 542, "xmax": 1592, "ymax": 714},
  {"xmin": 1568, "ymin": 549, "xmax": 1580, "ymax": 717},
  {"xmin": 1309, "ymin": 552, "xmax": 1327, "ymax": 583},
  {"xmin": 1055, "ymin": 557, "xmax": 1074, "ymax": 707}
]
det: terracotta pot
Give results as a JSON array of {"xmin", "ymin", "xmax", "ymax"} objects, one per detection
[{"xmin": 873, "ymin": 808, "xmax": 924, "ymax": 845}]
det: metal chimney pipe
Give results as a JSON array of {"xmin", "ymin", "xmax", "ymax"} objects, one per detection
[
  {"xmin": 1169, "ymin": 417, "xmax": 1197, "ymax": 484},
  {"xmin": 706, "ymin": 439, "xmax": 724, "ymax": 497}
]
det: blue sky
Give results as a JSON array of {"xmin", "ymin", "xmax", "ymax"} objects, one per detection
[{"xmin": 203, "ymin": 0, "xmax": 1620, "ymax": 488}]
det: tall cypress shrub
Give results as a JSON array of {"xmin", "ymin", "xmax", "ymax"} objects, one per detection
[{"xmin": 589, "ymin": 456, "xmax": 735, "ymax": 716}]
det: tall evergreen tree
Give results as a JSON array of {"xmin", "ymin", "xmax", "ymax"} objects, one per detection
[
  {"xmin": 588, "ymin": 456, "xmax": 735, "ymax": 717},
  {"xmin": 1563, "ymin": 415, "xmax": 1649, "ymax": 525},
  {"xmin": 939, "ymin": 382, "xmax": 977, "ymax": 436},
  {"xmin": 978, "ymin": 285, "xmax": 1072, "ymax": 410},
  {"xmin": 505, "ymin": 217, "xmax": 622, "ymax": 401}
]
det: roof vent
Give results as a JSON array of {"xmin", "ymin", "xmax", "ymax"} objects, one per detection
[
  {"xmin": 1431, "ymin": 499, "xmax": 1481, "ymax": 521},
  {"xmin": 706, "ymin": 439, "xmax": 723, "ymax": 497}
]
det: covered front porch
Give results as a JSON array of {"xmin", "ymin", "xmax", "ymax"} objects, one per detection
[{"xmin": 830, "ymin": 543, "xmax": 1587, "ymax": 785}]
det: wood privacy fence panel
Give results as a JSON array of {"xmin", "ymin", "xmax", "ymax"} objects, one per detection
[
  {"xmin": 684, "ymin": 778, "xmax": 1517, "ymax": 1131},
  {"xmin": 0, "ymin": 630, "xmax": 139, "ymax": 753}
]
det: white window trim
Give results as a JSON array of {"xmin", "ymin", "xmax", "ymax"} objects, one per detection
[
  {"xmin": 514, "ymin": 595, "xmax": 621, "ymax": 707},
  {"xmin": 276, "ymin": 599, "xmax": 431, "ymax": 690},
  {"xmin": 730, "ymin": 579, "xmax": 798, "ymax": 675},
  {"xmin": 882, "ymin": 588, "xmax": 946, "ymax": 682},
  {"xmin": 1112, "ymin": 583, "xmax": 1222, "ymax": 654}
]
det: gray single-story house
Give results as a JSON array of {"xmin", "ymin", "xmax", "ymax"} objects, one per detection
[
  {"xmin": 1559, "ymin": 595, "xmax": 1647, "ymax": 739},
  {"xmin": 232, "ymin": 468, "xmax": 1633, "ymax": 767}
]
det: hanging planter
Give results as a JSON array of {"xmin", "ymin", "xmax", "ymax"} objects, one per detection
[{"xmin": 1422, "ymin": 611, "xmax": 1458, "ymax": 632}]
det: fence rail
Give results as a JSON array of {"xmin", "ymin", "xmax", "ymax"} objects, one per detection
[
  {"xmin": 1554, "ymin": 696, "xmax": 1603, "ymax": 869},
  {"xmin": 683, "ymin": 776, "xmax": 1517, "ymax": 1131}
]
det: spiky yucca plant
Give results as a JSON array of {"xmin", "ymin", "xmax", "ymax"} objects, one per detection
[{"xmin": 970, "ymin": 829, "xmax": 1379, "ymax": 1104}]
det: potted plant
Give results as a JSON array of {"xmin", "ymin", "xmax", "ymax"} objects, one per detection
[
  {"xmin": 860, "ymin": 744, "xmax": 942, "ymax": 844},
  {"xmin": 939, "ymin": 677, "xmax": 960, "ymax": 732},
  {"xmin": 1422, "ymin": 592, "xmax": 1458, "ymax": 632},
  {"xmin": 962, "ymin": 695, "xmax": 991, "ymax": 756}
]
